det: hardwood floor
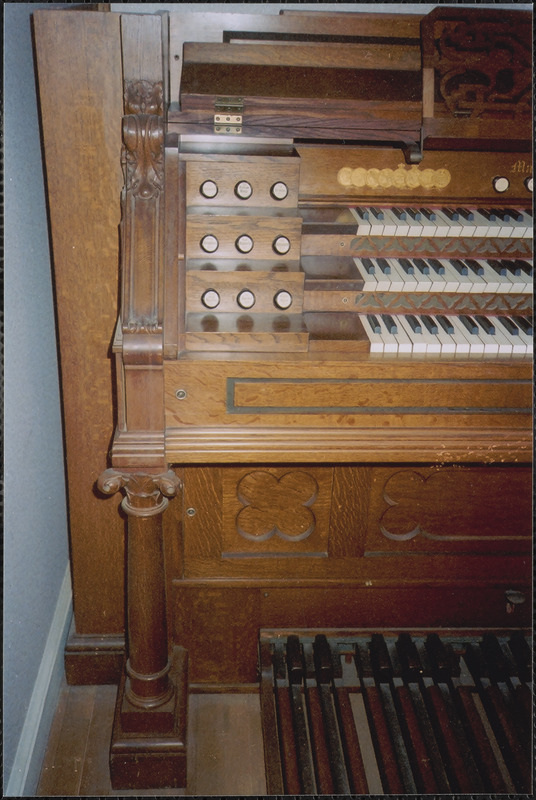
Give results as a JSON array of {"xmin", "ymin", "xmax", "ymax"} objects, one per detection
[{"xmin": 37, "ymin": 682, "xmax": 267, "ymax": 796}]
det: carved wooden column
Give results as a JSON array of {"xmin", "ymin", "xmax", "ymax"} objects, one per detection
[
  {"xmin": 96, "ymin": 44, "xmax": 188, "ymax": 783},
  {"xmin": 98, "ymin": 469, "xmax": 179, "ymax": 711}
]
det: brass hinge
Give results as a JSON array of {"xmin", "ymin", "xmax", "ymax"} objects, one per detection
[{"xmin": 214, "ymin": 97, "xmax": 243, "ymax": 135}]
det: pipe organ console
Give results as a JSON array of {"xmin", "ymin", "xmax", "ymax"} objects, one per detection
[{"xmin": 35, "ymin": 5, "xmax": 532, "ymax": 791}]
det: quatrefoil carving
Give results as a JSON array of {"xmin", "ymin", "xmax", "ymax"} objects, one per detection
[{"xmin": 236, "ymin": 470, "xmax": 318, "ymax": 542}]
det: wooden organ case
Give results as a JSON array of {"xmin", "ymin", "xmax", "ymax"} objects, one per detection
[{"xmin": 35, "ymin": 6, "xmax": 532, "ymax": 791}]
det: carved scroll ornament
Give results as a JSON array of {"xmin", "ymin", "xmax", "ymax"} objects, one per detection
[{"xmin": 122, "ymin": 113, "xmax": 164, "ymax": 200}]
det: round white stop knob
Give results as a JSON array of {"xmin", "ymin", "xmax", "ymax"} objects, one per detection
[
  {"xmin": 200, "ymin": 234, "xmax": 219, "ymax": 253},
  {"xmin": 202, "ymin": 289, "xmax": 220, "ymax": 309},
  {"xmin": 236, "ymin": 234, "xmax": 254, "ymax": 253},
  {"xmin": 492, "ymin": 176, "xmax": 510, "ymax": 193},
  {"xmin": 274, "ymin": 290, "xmax": 292, "ymax": 309},
  {"xmin": 237, "ymin": 289, "xmax": 255, "ymax": 309},
  {"xmin": 273, "ymin": 236, "xmax": 291, "ymax": 255},
  {"xmin": 200, "ymin": 180, "xmax": 218, "ymax": 198},
  {"xmin": 271, "ymin": 181, "xmax": 289, "ymax": 200},
  {"xmin": 235, "ymin": 181, "xmax": 253, "ymax": 199}
]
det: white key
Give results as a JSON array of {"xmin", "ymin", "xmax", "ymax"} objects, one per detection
[
  {"xmin": 434, "ymin": 259, "xmax": 461, "ymax": 292},
  {"xmin": 367, "ymin": 208, "xmax": 386, "ymax": 236},
  {"xmin": 395, "ymin": 260, "xmax": 418, "ymax": 291},
  {"xmin": 473, "ymin": 317, "xmax": 500, "ymax": 355},
  {"xmin": 397, "ymin": 315, "xmax": 428, "ymax": 353},
  {"xmin": 438, "ymin": 210, "xmax": 463, "ymax": 237},
  {"xmin": 463, "ymin": 261, "xmax": 488, "ymax": 293},
  {"xmin": 507, "ymin": 217, "xmax": 530, "ymax": 238},
  {"xmin": 354, "ymin": 258, "xmax": 378, "ymax": 291},
  {"xmin": 412, "ymin": 262, "xmax": 433, "ymax": 292},
  {"xmin": 496, "ymin": 218, "xmax": 515, "ymax": 238},
  {"xmin": 385, "ymin": 258, "xmax": 407, "ymax": 292},
  {"xmin": 458, "ymin": 316, "xmax": 487, "ymax": 354},
  {"xmin": 405, "ymin": 211, "xmax": 424, "ymax": 237},
  {"xmin": 504, "ymin": 266, "xmax": 528, "ymax": 294},
  {"xmin": 470, "ymin": 209, "xmax": 495, "ymax": 238},
  {"xmin": 476, "ymin": 259, "xmax": 502, "ymax": 293},
  {"xmin": 389, "ymin": 316, "xmax": 413, "ymax": 354},
  {"xmin": 349, "ymin": 207, "xmax": 371, "ymax": 236},
  {"xmin": 448, "ymin": 261, "xmax": 473, "ymax": 294},
  {"xmin": 485, "ymin": 262, "xmax": 516, "ymax": 294},
  {"xmin": 372, "ymin": 259, "xmax": 393, "ymax": 292},
  {"xmin": 435, "ymin": 317, "xmax": 458, "ymax": 354},
  {"xmin": 377, "ymin": 319, "xmax": 399, "ymax": 353},
  {"xmin": 361, "ymin": 315, "xmax": 384, "ymax": 353},
  {"xmin": 498, "ymin": 317, "xmax": 527, "ymax": 355},
  {"xmin": 475, "ymin": 210, "xmax": 502, "ymax": 238},
  {"xmin": 448, "ymin": 316, "xmax": 472, "ymax": 354},
  {"xmin": 419, "ymin": 315, "xmax": 442, "ymax": 353},
  {"xmin": 430, "ymin": 210, "xmax": 453, "ymax": 237},
  {"xmin": 377, "ymin": 209, "xmax": 399, "ymax": 237},
  {"xmin": 418, "ymin": 213, "xmax": 437, "ymax": 237}
]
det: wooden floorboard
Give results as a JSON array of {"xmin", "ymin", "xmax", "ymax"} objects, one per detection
[{"xmin": 36, "ymin": 680, "xmax": 267, "ymax": 796}]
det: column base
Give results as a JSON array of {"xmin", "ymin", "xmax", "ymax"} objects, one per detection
[{"xmin": 110, "ymin": 646, "xmax": 188, "ymax": 790}]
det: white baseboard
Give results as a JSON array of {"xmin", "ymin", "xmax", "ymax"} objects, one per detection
[{"xmin": 5, "ymin": 563, "xmax": 73, "ymax": 797}]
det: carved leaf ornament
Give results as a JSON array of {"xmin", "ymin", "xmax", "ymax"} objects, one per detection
[
  {"xmin": 236, "ymin": 470, "xmax": 319, "ymax": 542},
  {"xmin": 122, "ymin": 114, "xmax": 164, "ymax": 200}
]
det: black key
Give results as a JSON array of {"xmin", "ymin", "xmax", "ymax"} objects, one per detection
[
  {"xmin": 362, "ymin": 257, "xmax": 375, "ymax": 274},
  {"xmin": 425, "ymin": 633, "xmax": 460, "ymax": 680},
  {"xmin": 456, "ymin": 207, "xmax": 474, "ymax": 221},
  {"xmin": 376, "ymin": 257, "xmax": 391, "ymax": 274},
  {"xmin": 399, "ymin": 258, "xmax": 414, "ymax": 275},
  {"xmin": 355, "ymin": 208, "xmax": 369, "ymax": 221},
  {"xmin": 498, "ymin": 316, "xmax": 520, "ymax": 335},
  {"xmin": 477, "ymin": 207, "xmax": 499, "ymax": 222},
  {"xmin": 428, "ymin": 258, "xmax": 445, "ymax": 275},
  {"xmin": 396, "ymin": 633, "xmax": 423, "ymax": 681},
  {"xmin": 381, "ymin": 314, "xmax": 397, "ymax": 334},
  {"xmin": 502, "ymin": 259, "xmax": 522, "ymax": 276},
  {"xmin": 419, "ymin": 207, "xmax": 436, "ymax": 221},
  {"xmin": 513, "ymin": 259, "xmax": 533, "ymax": 277},
  {"xmin": 369, "ymin": 634, "xmax": 393, "ymax": 682},
  {"xmin": 475, "ymin": 315, "xmax": 495, "ymax": 335},
  {"xmin": 406, "ymin": 208, "xmax": 421, "ymax": 221},
  {"xmin": 487, "ymin": 260, "xmax": 507, "ymax": 276},
  {"xmin": 504, "ymin": 208, "xmax": 525, "ymax": 222},
  {"xmin": 286, "ymin": 634, "xmax": 304, "ymax": 684},
  {"xmin": 392, "ymin": 208, "xmax": 407, "ymax": 220},
  {"xmin": 421, "ymin": 315, "xmax": 438, "ymax": 334},
  {"xmin": 437, "ymin": 315, "xmax": 454, "ymax": 334},
  {"xmin": 407, "ymin": 315, "xmax": 422, "ymax": 334},
  {"xmin": 449, "ymin": 259, "xmax": 469, "ymax": 276},
  {"xmin": 442, "ymin": 207, "xmax": 459, "ymax": 221},
  {"xmin": 366, "ymin": 314, "xmax": 381, "ymax": 334},
  {"xmin": 492, "ymin": 208, "xmax": 508, "ymax": 221},
  {"xmin": 414, "ymin": 258, "xmax": 430, "ymax": 275},
  {"xmin": 369, "ymin": 207, "xmax": 384, "ymax": 220},
  {"xmin": 516, "ymin": 317, "xmax": 533, "ymax": 336},
  {"xmin": 464, "ymin": 258, "xmax": 484, "ymax": 276},
  {"xmin": 460, "ymin": 315, "xmax": 479, "ymax": 335}
]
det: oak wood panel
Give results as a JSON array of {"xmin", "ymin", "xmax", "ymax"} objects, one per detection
[
  {"xmin": 34, "ymin": 10, "xmax": 125, "ymax": 634},
  {"xmin": 183, "ymin": 42, "xmax": 421, "ymax": 71},
  {"xmin": 367, "ymin": 466, "xmax": 533, "ymax": 556},
  {"xmin": 172, "ymin": 585, "xmax": 261, "ymax": 684},
  {"xmin": 164, "ymin": 357, "xmax": 532, "ymax": 444},
  {"xmin": 168, "ymin": 12, "xmax": 423, "ymax": 103}
]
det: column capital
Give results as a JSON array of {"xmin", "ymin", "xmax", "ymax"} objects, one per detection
[{"xmin": 98, "ymin": 469, "xmax": 181, "ymax": 516}]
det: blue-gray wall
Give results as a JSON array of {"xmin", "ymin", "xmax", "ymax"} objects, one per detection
[{"xmin": 4, "ymin": 3, "xmax": 71, "ymax": 794}]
